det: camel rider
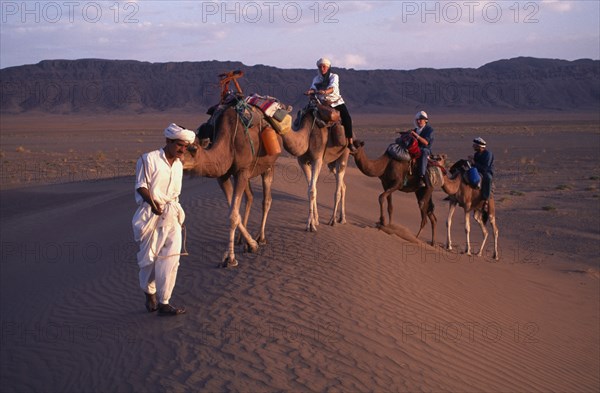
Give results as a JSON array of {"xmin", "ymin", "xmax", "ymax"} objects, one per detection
[
  {"xmin": 411, "ymin": 111, "xmax": 434, "ymax": 188},
  {"xmin": 306, "ymin": 57, "xmax": 355, "ymax": 152},
  {"xmin": 470, "ymin": 137, "xmax": 494, "ymax": 207},
  {"xmin": 132, "ymin": 123, "xmax": 196, "ymax": 316}
]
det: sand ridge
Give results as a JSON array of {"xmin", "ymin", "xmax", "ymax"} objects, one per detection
[{"xmin": 0, "ymin": 113, "xmax": 598, "ymax": 392}]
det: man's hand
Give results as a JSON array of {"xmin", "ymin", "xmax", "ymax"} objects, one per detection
[
  {"xmin": 137, "ymin": 187, "xmax": 163, "ymax": 215},
  {"xmin": 150, "ymin": 203, "xmax": 163, "ymax": 216}
]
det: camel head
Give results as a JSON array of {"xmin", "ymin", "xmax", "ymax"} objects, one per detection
[
  {"xmin": 349, "ymin": 139, "xmax": 365, "ymax": 155},
  {"xmin": 430, "ymin": 153, "xmax": 447, "ymax": 167},
  {"xmin": 181, "ymin": 137, "xmax": 200, "ymax": 172}
]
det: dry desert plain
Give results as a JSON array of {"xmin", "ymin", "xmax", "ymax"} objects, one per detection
[{"xmin": 0, "ymin": 111, "xmax": 599, "ymax": 392}]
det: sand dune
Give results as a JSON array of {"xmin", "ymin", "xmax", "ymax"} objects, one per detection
[{"xmin": 1, "ymin": 114, "xmax": 598, "ymax": 392}]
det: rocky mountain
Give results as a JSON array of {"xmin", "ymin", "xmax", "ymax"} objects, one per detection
[{"xmin": 1, "ymin": 57, "xmax": 598, "ymax": 114}]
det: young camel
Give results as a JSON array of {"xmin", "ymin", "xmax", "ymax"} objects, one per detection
[
  {"xmin": 350, "ymin": 140, "xmax": 445, "ymax": 246},
  {"xmin": 441, "ymin": 159, "xmax": 499, "ymax": 260},
  {"xmin": 278, "ymin": 101, "xmax": 350, "ymax": 232},
  {"xmin": 183, "ymin": 105, "xmax": 280, "ymax": 267}
]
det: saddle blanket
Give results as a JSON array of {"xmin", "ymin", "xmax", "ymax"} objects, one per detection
[{"xmin": 246, "ymin": 93, "xmax": 290, "ymax": 120}]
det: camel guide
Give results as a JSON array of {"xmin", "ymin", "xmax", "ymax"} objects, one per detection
[{"xmin": 132, "ymin": 123, "xmax": 196, "ymax": 316}]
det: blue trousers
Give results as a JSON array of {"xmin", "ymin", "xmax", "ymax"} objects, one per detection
[
  {"xmin": 417, "ymin": 148, "xmax": 431, "ymax": 177},
  {"xmin": 481, "ymin": 173, "xmax": 493, "ymax": 199}
]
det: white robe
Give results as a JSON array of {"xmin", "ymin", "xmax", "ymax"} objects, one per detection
[{"xmin": 132, "ymin": 148, "xmax": 185, "ymax": 304}]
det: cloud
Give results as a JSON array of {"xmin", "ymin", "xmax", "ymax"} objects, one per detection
[
  {"xmin": 338, "ymin": 54, "xmax": 367, "ymax": 69},
  {"xmin": 541, "ymin": 0, "xmax": 575, "ymax": 13}
]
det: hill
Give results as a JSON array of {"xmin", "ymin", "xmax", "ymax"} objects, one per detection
[{"xmin": 1, "ymin": 57, "xmax": 598, "ymax": 114}]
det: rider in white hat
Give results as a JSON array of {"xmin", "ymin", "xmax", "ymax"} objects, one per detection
[
  {"xmin": 411, "ymin": 111, "xmax": 434, "ymax": 187},
  {"xmin": 307, "ymin": 57, "xmax": 355, "ymax": 151}
]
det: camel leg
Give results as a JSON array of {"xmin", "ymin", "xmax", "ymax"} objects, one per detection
[
  {"xmin": 378, "ymin": 188, "xmax": 396, "ymax": 227},
  {"xmin": 464, "ymin": 210, "xmax": 472, "ymax": 256},
  {"xmin": 237, "ymin": 181, "xmax": 253, "ymax": 245},
  {"xmin": 387, "ymin": 193, "xmax": 393, "ymax": 225},
  {"xmin": 310, "ymin": 159, "xmax": 323, "ymax": 230},
  {"xmin": 301, "ymin": 157, "xmax": 322, "ymax": 232},
  {"xmin": 378, "ymin": 192, "xmax": 388, "ymax": 226},
  {"xmin": 223, "ymin": 174, "xmax": 258, "ymax": 267},
  {"xmin": 217, "ymin": 176, "xmax": 234, "ymax": 205},
  {"xmin": 474, "ymin": 210, "xmax": 489, "ymax": 257},
  {"xmin": 256, "ymin": 167, "xmax": 274, "ymax": 245},
  {"xmin": 446, "ymin": 202, "xmax": 457, "ymax": 250},
  {"xmin": 219, "ymin": 177, "xmax": 252, "ymax": 246},
  {"xmin": 427, "ymin": 208, "xmax": 437, "ymax": 247},
  {"xmin": 415, "ymin": 188, "xmax": 436, "ymax": 245},
  {"xmin": 488, "ymin": 200, "xmax": 499, "ymax": 260},
  {"xmin": 490, "ymin": 215, "xmax": 499, "ymax": 260},
  {"xmin": 329, "ymin": 159, "xmax": 347, "ymax": 225},
  {"xmin": 339, "ymin": 172, "xmax": 347, "ymax": 224}
]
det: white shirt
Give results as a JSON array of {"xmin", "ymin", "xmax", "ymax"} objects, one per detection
[
  {"xmin": 132, "ymin": 148, "xmax": 185, "ymax": 241},
  {"xmin": 310, "ymin": 72, "xmax": 345, "ymax": 107},
  {"xmin": 135, "ymin": 148, "xmax": 182, "ymax": 206}
]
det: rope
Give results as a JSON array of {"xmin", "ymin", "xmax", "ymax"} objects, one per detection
[{"xmin": 235, "ymin": 99, "xmax": 256, "ymax": 157}]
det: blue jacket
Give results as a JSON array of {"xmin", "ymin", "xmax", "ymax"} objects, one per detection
[
  {"xmin": 473, "ymin": 149, "xmax": 494, "ymax": 176},
  {"xmin": 415, "ymin": 124, "xmax": 434, "ymax": 150}
]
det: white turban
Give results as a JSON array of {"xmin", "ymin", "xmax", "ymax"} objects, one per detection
[
  {"xmin": 317, "ymin": 57, "xmax": 331, "ymax": 67},
  {"xmin": 473, "ymin": 137, "xmax": 487, "ymax": 147},
  {"xmin": 164, "ymin": 123, "xmax": 196, "ymax": 144}
]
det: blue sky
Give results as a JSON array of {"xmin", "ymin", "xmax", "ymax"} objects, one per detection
[{"xmin": 1, "ymin": 0, "xmax": 599, "ymax": 70}]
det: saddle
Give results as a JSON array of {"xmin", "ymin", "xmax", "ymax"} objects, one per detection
[{"xmin": 450, "ymin": 159, "xmax": 481, "ymax": 189}]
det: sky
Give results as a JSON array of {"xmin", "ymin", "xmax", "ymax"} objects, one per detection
[{"xmin": 1, "ymin": 0, "xmax": 599, "ymax": 70}]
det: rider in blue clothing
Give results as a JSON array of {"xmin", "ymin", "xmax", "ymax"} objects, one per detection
[
  {"xmin": 412, "ymin": 111, "xmax": 434, "ymax": 187},
  {"xmin": 470, "ymin": 137, "xmax": 494, "ymax": 205}
]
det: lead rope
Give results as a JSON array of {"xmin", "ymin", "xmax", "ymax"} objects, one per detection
[{"xmin": 141, "ymin": 157, "xmax": 189, "ymax": 258}]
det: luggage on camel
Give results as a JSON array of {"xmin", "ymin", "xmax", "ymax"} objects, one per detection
[
  {"xmin": 386, "ymin": 132, "xmax": 421, "ymax": 162},
  {"xmin": 245, "ymin": 93, "xmax": 293, "ymax": 135}
]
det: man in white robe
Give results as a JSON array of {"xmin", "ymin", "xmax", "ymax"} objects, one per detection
[{"xmin": 132, "ymin": 123, "xmax": 196, "ymax": 316}]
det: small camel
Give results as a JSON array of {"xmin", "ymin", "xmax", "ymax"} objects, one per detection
[
  {"xmin": 350, "ymin": 140, "xmax": 445, "ymax": 246},
  {"xmin": 183, "ymin": 104, "xmax": 280, "ymax": 267},
  {"xmin": 278, "ymin": 98, "xmax": 349, "ymax": 232},
  {"xmin": 441, "ymin": 159, "xmax": 499, "ymax": 260}
]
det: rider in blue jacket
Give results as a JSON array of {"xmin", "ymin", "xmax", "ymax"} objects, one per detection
[
  {"xmin": 411, "ymin": 111, "xmax": 434, "ymax": 187},
  {"xmin": 470, "ymin": 137, "xmax": 494, "ymax": 206}
]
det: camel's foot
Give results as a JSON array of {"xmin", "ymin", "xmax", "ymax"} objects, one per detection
[
  {"xmin": 219, "ymin": 256, "xmax": 238, "ymax": 268},
  {"xmin": 493, "ymin": 252, "xmax": 499, "ymax": 261},
  {"xmin": 328, "ymin": 215, "xmax": 346, "ymax": 226},
  {"xmin": 244, "ymin": 240, "xmax": 259, "ymax": 253},
  {"xmin": 255, "ymin": 235, "xmax": 267, "ymax": 246},
  {"xmin": 446, "ymin": 244, "xmax": 453, "ymax": 251}
]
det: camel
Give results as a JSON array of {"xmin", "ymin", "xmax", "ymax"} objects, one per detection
[
  {"xmin": 277, "ymin": 98, "xmax": 350, "ymax": 231},
  {"xmin": 441, "ymin": 159, "xmax": 499, "ymax": 260},
  {"xmin": 183, "ymin": 103, "xmax": 280, "ymax": 267},
  {"xmin": 349, "ymin": 140, "xmax": 446, "ymax": 246}
]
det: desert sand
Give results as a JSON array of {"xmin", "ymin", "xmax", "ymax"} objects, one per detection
[{"xmin": 0, "ymin": 112, "xmax": 599, "ymax": 392}]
